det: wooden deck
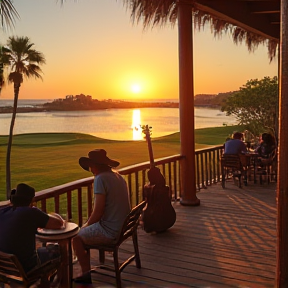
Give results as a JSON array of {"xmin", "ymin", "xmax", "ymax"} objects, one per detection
[{"xmin": 73, "ymin": 180, "xmax": 277, "ymax": 288}]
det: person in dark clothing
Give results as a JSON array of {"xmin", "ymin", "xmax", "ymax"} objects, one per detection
[
  {"xmin": 0, "ymin": 183, "xmax": 65, "ymax": 273},
  {"xmin": 254, "ymin": 133, "xmax": 277, "ymax": 170},
  {"xmin": 254, "ymin": 133, "xmax": 276, "ymax": 159}
]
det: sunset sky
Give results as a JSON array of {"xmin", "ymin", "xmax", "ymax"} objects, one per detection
[{"xmin": 0, "ymin": 0, "xmax": 278, "ymax": 100}]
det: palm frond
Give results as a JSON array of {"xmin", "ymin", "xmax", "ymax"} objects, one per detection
[
  {"xmin": 121, "ymin": 0, "xmax": 278, "ymax": 60},
  {"xmin": 3, "ymin": 36, "xmax": 45, "ymax": 81},
  {"xmin": 0, "ymin": 0, "xmax": 19, "ymax": 31}
]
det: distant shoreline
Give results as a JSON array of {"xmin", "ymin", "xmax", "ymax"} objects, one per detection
[
  {"xmin": 0, "ymin": 102, "xmax": 221, "ymax": 114},
  {"xmin": 0, "ymin": 102, "xmax": 180, "ymax": 114}
]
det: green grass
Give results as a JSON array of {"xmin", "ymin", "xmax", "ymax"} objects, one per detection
[{"xmin": 0, "ymin": 125, "xmax": 243, "ymax": 200}]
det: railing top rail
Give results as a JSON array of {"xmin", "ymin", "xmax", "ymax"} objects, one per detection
[
  {"xmin": 34, "ymin": 176, "xmax": 94, "ymax": 200},
  {"xmin": 195, "ymin": 145, "xmax": 224, "ymax": 154}
]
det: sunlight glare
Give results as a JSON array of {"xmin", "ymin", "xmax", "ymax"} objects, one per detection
[
  {"xmin": 131, "ymin": 109, "xmax": 142, "ymax": 140},
  {"xmin": 131, "ymin": 84, "xmax": 141, "ymax": 94}
]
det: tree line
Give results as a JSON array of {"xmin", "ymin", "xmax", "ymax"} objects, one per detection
[{"xmin": 194, "ymin": 77, "xmax": 278, "ymax": 140}]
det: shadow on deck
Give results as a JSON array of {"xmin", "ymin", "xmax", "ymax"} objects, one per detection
[{"xmin": 73, "ymin": 180, "xmax": 277, "ymax": 288}]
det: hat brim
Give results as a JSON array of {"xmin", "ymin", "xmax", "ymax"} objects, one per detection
[{"xmin": 79, "ymin": 157, "xmax": 120, "ymax": 171}]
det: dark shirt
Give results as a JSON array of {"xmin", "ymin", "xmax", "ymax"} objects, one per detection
[
  {"xmin": 255, "ymin": 143, "xmax": 275, "ymax": 159},
  {"xmin": 224, "ymin": 139, "xmax": 247, "ymax": 154},
  {"xmin": 0, "ymin": 206, "xmax": 49, "ymax": 272}
]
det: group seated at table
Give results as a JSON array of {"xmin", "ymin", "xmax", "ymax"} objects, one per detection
[{"xmin": 222, "ymin": 131, "xmax": 277, "ymax": 185}]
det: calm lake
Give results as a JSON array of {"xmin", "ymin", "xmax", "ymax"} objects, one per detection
[{"xmin": 0, "ymin": 100, "xmax": 237, "ymax": 140}]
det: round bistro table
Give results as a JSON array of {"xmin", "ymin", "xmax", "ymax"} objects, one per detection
[{"xmin": 36, "ymin": 222, "xmax": 80, "ymax": 288}]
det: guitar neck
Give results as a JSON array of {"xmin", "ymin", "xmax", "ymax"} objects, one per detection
[{"xmin": 146, "ymin": 135, "xmax": 155, "ymax": 168}]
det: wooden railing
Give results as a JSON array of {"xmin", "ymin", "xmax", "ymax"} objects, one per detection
[
  {"xmin": 195, "ymin": 145, "xmax": 224, "ymax": 190},
  {"xmin": 0, "ymin": 145, "xmax": 224, "ymax": 226}
]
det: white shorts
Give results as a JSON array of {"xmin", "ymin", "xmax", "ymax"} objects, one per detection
[{"xmin": 78, "ymin": 223, "xmax": 115, "ymax": 246}]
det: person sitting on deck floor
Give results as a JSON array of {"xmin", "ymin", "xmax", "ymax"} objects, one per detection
[
  {"xmin": 224, "ymin": 132, "xmax": 247, "ymax": 155},
  {"xmin": 0, "ymin": 183, "xmax": 65, "ymax": 277},
  {"xmin": 72, "ymin": 149, "xmax": 131, "ymax": 284}
]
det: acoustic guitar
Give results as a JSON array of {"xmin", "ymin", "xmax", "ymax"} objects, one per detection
[{"xmin": 141, "ymin": 125, "xmax": 176, "ymax": 233}]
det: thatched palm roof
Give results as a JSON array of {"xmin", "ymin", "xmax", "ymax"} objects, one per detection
[{"xmin": 122, "ymin": 0, "xmax": 280, "ymax": 61}]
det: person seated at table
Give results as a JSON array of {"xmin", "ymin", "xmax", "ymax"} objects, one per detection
[
  {"xmin": 72, "ymin": 149, "xmax": 131, "ymax": 284},
  {"xmin": 254, "ymin": 133, "xmax": 276, "ymax": 158},
  {"xmin": 223, "ymin": 132, "xmax": 247, "ymax": 154},
  {"xmin": 0, "ymin": 183, "xmax": 65, "ymax": 275},
  {"xmin": 254, "ymin": 133, "xmax": 277, "ymax": 169}
]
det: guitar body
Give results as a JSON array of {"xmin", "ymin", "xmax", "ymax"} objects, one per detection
[{"xmin": 142, "ymin": 183, "xmax": 176, "ymax": 233}]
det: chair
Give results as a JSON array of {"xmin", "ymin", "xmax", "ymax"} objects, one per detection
[
  {"xmin": 86, "ymin": 201, "xmax": 146, "ymax": 288},
  {"xmin": 0, "ymin": 251, "xmax": 61, "ymax": 287},
  {"xmin": 221, "ymin": 154, "xmax": 248, "ymax": 188},
  {"xmin": 257, "ymin": 148, "xmax": 278, "ymax": 184}
]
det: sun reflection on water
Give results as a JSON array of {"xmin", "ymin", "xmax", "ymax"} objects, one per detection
[{"xmin": 131, "ymin": 109, "xmax": 142, "ymax": 140}]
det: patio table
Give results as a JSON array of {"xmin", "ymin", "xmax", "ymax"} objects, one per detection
[{"xmin": 36, "ymin": 222, "xmax": 79, "ymax": 288}]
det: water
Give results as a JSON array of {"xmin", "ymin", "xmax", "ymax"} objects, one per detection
[
  {"xmin": 0, "ymin": 99, "xmax": 236, "ymax": 140},
  {"xmin": 0, "ymin": 99, "xmax": 54, "ymax": 108}
]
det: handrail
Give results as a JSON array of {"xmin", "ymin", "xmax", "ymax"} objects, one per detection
[{"xmin": 0, "ymin": 145, "xmax": 224, "ymax": 226}]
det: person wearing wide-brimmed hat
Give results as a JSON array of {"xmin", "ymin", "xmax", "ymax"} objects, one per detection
[
  {"xmin": 72, "ymin": 149, "xmax": 130, "ymax": 284},
  {"xmin": 0, "ymin": 183, "xmax": 65, "ymax": 275}
]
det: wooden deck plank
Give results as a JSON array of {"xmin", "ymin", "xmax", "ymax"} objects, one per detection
[{"xmin": 73, "ymin": 180, "xmax": 276, "ymax": 288}]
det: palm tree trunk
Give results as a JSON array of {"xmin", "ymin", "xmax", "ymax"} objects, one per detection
[{"xmin": 6, "ymin": 82, "xmax": 20, "ymax": 198}]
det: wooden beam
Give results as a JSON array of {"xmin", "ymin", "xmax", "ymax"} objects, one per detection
[
  {"xmin": 178, "ymin": 1, "xmax": 200, "ymax": 206},
  {"xmin": 196, "ymin": 0, "xmax": 280, "ymax": 39},
  {"xmin": 276, "ymin": 0, "xmax": 288, "ymax": 287}
]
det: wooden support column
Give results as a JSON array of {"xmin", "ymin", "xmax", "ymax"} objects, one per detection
[
  {"xmin": 178, "ymin": 1, "xmax": 200, "ymax": 206},
  {"xmin": 276, "ymin": 1, "xmax": 288, "ymax": 287}
]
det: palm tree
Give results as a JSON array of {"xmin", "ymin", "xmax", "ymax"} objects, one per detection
[
  {"xmin": 0, "ymin": 0, "xmax": 19, "ymax": 96},
  {"xmin": 3, "ymin": 36, "xmax": 45, "ymax": 198}
]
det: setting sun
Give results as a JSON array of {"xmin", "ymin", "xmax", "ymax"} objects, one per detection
[{"xmin": 131, "ymin": 84, "xmax": 141, "ymax": 94}]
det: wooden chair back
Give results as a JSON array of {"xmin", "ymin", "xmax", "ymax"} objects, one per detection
[
  {"xmin": 221, "ymin": 154, "xmax": 247, "ymax": 188},
  {"xmin": 0, "ymin": 251, "xmax": 29, "ymax": 284},
  {"xmin": 221, "ymin": 154, "xmax": 243, "ymax": 170},
  {"xmin": 0, "ymin": 250, "xmax": 60, "ymax": 287},
  {"xmin": 115, "ymin": 200, "xmax": 146, "ymax": 245}
]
